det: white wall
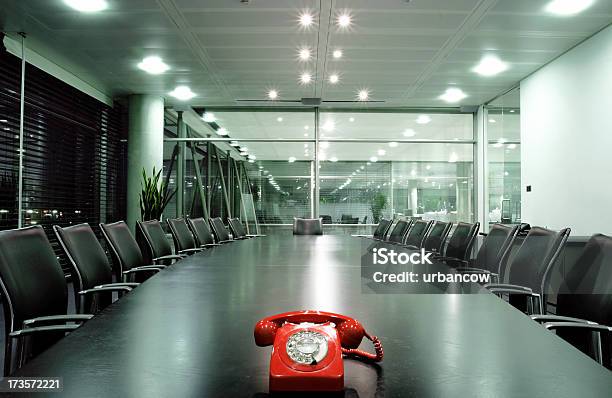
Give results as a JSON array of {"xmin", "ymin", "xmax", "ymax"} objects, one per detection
[{"xmin": 520, "ymin": 25, "xmax": 612, "ymax": 236}]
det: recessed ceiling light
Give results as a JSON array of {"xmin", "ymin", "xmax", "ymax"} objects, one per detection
[
  {"xmin": 137, "ymin": 56, "xmax": 169, "ymax": 75},
  {"xmin": 329, "ymin": 74, "xmax": 339, "ymax": 84},
  {"xmin": 322, "ymin": 120, "xmax": 335, "ymax": 132},
  {"xmin": 448, "ymin": 153, "xmax": 458, "ymax": 163},
  {"xmin": 268, "ymin": 89, "xmax": 278, "ymax": 100},
  {"xmin": 277, "ymin": 117, "xmax": 283, "ymax": 122},
  {"xmin": 330, "ymin": 157, "xmax": 338, "ymax": 162},
  {"xmin": 304, "ymin": 133, "xmax": 309, "ymax": 137},
  {"xmin": 388, "ymin": 142, "xmax": 398, "ymax": 148},
  {"xmin": 507, "ymin": 144, "xmax": 517, "ymax": 149},
  {"xmin": 217, "ymin": 127, "xmax": 228, "ymax": 136},
  {"xmin": 426, "ymin": 165, "xmax": 431, "ymax": 170},
  {"xmin": 333, "ymin": 49, "xmax": 343, "ymax": 59},
  {"xmin": 337, "ymin": 13, "xmax": 352, "ymax": 28},
  {"xmin": 509, "ymin": 109, "xmax": 515, "ymax": 113},
  {"xmin": 411, "ymin": 169, "xmax": 417, "ymax": 177},
  {"xmin": 403, "ymin": 128, "xmax": 417, "ymax": 137},
  {"xmin": 202, "ymin": 112, "xmax": 216, "ymax": 123},
  {"xmin": 64, "ymin": 0, "xmax": 107, "ymax": 12},
  {"xmin": 357, "ymin": 89, "xmax": 369, "ymax": 101},
  {"xmin": 349, "ymin": 117, "xmax": 355, "ymax": 122},
  {"xmin": 489, "ymin": 119, "xmax": 496, "ymax": 123},
  {"xmin": 545, "ymin": 0, "xmax": 593, "ymax": 15},
  {"xmin": 300, "ymin": 72, "xmax": 312, "ymax": 84},
  {"xmin": 377, "ymin": 149, "xmax": 386, "ymax": 156},
  {"xmin": 472, "ymin": 55, "xmax": 508, "ymax": 76},
  {"xmin": 298, "ymin": 11, "xmax": 314, "ymax": 27},
  {"xmin": 168, "ymin": 86, "xmax": 196, "ymax": 101},
  {"xmin": 439, "ymin": 87, "xmax": 467, "ymax": 103},
  {"xmin": 416, "ymin": 115, "xmax": 431, "ymax": 124},
  {"xmin": 298, "ymin": 47, "xmax": 311, "ymax": 61},
  {"xmin": 360, "ymin": 166, "xmax": 365, "ymax": 169},
  {"xmin": 369, "ymin": 156, "xmax": 378, "ymax": 163}
]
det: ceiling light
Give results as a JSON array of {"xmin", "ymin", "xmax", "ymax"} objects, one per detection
[
  {"xmin": 169, "ymin": 86, "xmax": 196, "ymax": 101},
  {"xmin": 439, "ymin": 87, "xmax": 467, "ymax": 103},
  {"xmin": 248, "ymin": 154, "xmax": 256, "ymax": 160},
  {"xmin": 403, "ymin": 128, "xmax": 417, "ymax": 137},
  {"xmin": 333, "ymin": 49, "xmax": 343, "ymax": 59},
  {"xmin": 349, "ymin": 117, "xmax": 355, "ymax": 122},
  {"xmin": 489, "ymin": 119, "xmax": 496, "ymax": 123},
  {"xmin": 509, "ymin": 110, "xmax": 515, "ymax": 113},
  {"xmin": 330, "ymin": 157, "xmax": 338, "ymax": 162},
  {"xmin": 388, "ymin": 142, "xmax": 398, "ymax": 148},
  {"xmin": 64, "ymin": 0, "xmax": 107, "ymax": 12},
  {"xmin": 240, "ymin": 151, "xmax": 248, "ymax": 156},
  {"xmin": 507, "ymin": 144, "xmax": 517, "ymax": 149},
  {"xmin": 320, "ymin": 141, "xmax": 330, "ymax": 149},
  {"xmin": 545, "ymin": 0, "xmax": 594, "ymax": 15},
  {"xmin": 268, "ymin": 89, "xmax": 278, "ymax": 100},
  {"xmin": 416, "ymin": 115, "xmax": 431, "ymax": 124},
  {"xmin": 202, "ymin": 112, "xmax": 216, "ymax": 123},
  {"xmin": 298, "ymin": 47, "xmax": 311, "ymax": 61},
  {"xmin": 329, "ymin": 74, "xmax": 339, "ymax": 84},
  {"xmin": 448, "ymin": 152, "xmax": 458, "ymax": 163},
  {"xmin": 357, "ymin": 89, "xmax": 369, "ymax": 101},
  {"xmin": 377, "ymin": 149, "xmax": 386, "ymax": 156},
  {"xmin": 304, "ymin": 133, "xmax": 309, "ymax": 137},
  {"xmin": 472, "ymin": 55, "xmax": 508, "ymax": 76},
  {"xmin": 216, "ymin": 127, "xmax": 228, "ymax": 136},
  {"xmin": 337, "ymin": 13, "xmax": 352, "ymax": 28},
  {"xmin": 300, "ymin": 72, "xmax": 312, "ymax": 84},
  {"xmin": 277, "ymin": 117, "xmax": 283, "ymax": 122},
  {"xmin": 248, "ymin": 159, "xmax": 255, "ymax": 163},
  {"xmin": 426, "ymin": 165, "xmax": 431, "ymax": 170},
  {"xmin": 410, "ymin": 169, "xmax": 417, "ymax": 177},
  {"xmin": 360, "ymin": 166, "xmax": 365, "ymax": 169},
  {"xmin": 369, "ymin": 156, "xmax": 378, "ymax": 163},
  {"xmin": 322, "ymin": 120, "xmax": 335, "ymax": 132},
  {"xmin": 298, "ymin": 12, "xmax": 314, "ymax": 27},
  {"xmin": 137, "ymin": 56, "xmax": 169, "ymax": 75}
]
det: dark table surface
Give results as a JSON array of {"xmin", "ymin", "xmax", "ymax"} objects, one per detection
[{"xmin": 8, "ymin": 235, "xmax": 612, "ymax": 397}]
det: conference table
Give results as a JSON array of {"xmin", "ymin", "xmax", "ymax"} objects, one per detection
[{"xmin": 8, "ymin": 235, "xmax": 612, "ymax": 397}]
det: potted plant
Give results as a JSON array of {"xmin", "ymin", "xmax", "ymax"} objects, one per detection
[
  {"xmin": 370, "ymin": 192, "xmax": 388, "ymax": 224},
  {"xmin": 139, "ymin": 167, "xmax": 176, "ymax": 221}
]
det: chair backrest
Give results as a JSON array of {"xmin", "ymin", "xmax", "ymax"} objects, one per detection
[
  {"xmin": 209, "ymin": 217, "xmax": 231, "ymax": 241},
  {"xmin": 472, "ymin": 223, "xmax": 519, "ymax": 273},
  {"xmin": 321, "ymin": 215, "xmax": 332, "ymax": 224},
  {"xmin": 136, "ymin": 220, "xmax": 173, "ymax": 260},
  {"xmin": 372, "ymin": 218, "xmax": 392, "ymax": 239},
  {"xmin": 504, "ymin": 226, "xmax": 570, "ymax": 293},
  {"xmin": 228, "ymin": 218, "xmax": 247, "ymax": 238},
  {"xmin": 54, "ymin": 224, "xmax": 114, "ymax": 312},
  {"xmin": 0, "ymin": 226, "xmax": 68, "ymax": 339},
  {"xmin": 293, "ymin": 218, "xmax": 323, "ymax": 235},
  {"xmin": 187, "ymin": 217, "xmax": 215, "ymax": 246},
  {"xmin": 100, "ymin": 221, "xmax": 146, "ymax": 279},
  {"xmin": 404, "ymin": 220, "xmax": 433, "ymax": 247},
  {"xmin": 167, "ymin": 218, "xmax": 198, "ymax": 251},
  {"xmin": 422, "ymin": 221, "xmax": 453, "ymax": 253},
  {"xmin": 387, "ymin": 220, "xmax": 413, "ymax": 243},
  {"xmin": 443, "ymin": 222, "xmax": 480, "ymax": 260}
]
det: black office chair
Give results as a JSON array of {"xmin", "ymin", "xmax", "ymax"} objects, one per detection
[
  {"xmin": 372, "ymin": 218, "xmax": 393, "ymax": 240},
  {"xmin": 209, "ymin": 217, "xmax": 234, "ymax": 242},
  {"xmin": 456, "ymin": 223, "xmax": 520, "ymax": 282},
  {"xmin": 54, "ymin": 224, "xmax": 146, "ymax": 314},
  {"xmin": 435, "ymin": 222, "xmax": 480, "ymax": 264},
  {"xmin": 321, "ymin": 215, "xmax": 333, "ymax": 224},
  {"xmin": 484, "ymin": 226, "xmax": 571, "ymax": 314},
  {"xmin": 227, "ymin": 218, "xmax": 252, "ymax": 240},
  {"xmin": 530, "ymin": 234, "xmax": 612, "ymax": 369},
  {"xmin": 137, "ymin": 219, "xmax": 188, "ymax": 264},
  {"xmin": 387, "ymin": 219, "xmax": 413, "ymax": 244},
  {"xmin": 293, "ymin": 218, "xmax": 323, "ymax": 235},
  {"xmin": 404, "ymin": 220, "xmax": 433, "ymax": 248},
  {"xmin": 167, "ymin": 218, "xmax": 206, "ymax": 254},
  {"xmin": 187, "ymin": 217, "xmax": 222, "ymax": 247},
  {"xmin": 100, "ymin": 220, "xmax": 175, "ymax": 282},
  {"xmin": 421, "ymin": 221, "xmax": 453, "ymax": 253},
  {"xmin": 0, "ymin": 226, "xmax": 93, "ymax": 375}
]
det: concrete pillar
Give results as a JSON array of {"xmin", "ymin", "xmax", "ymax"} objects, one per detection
[{"xmin": 127, "ymin": 95, "xmax": 165, "ymax": 231}]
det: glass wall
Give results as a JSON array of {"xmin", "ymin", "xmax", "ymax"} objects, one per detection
[
  {"xmin": 163, "ymin": 109, "xmax": 476, "ymax": 235},
  {"xmin": 486, "ymin": 88, "xmax": 521, "ymax": 225}
]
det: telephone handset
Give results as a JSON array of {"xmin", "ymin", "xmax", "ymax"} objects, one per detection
[{"xmin": 254, "ymin": 310, "xmax": 383, "ymax": 392}]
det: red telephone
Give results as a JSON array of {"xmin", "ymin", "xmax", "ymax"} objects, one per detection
[{"xmin": 254, "ymin": 310, "xmax": 383, "ymax": 392}]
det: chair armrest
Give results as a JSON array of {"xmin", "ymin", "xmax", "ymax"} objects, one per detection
[
  {"xmin": 484, "ymin": 283, "xmax": 532, "ymax": 292},
  {"xmin": 544, "ymin": 322, "xmax": 612, "ymax": 332},
  {"xmin": 123, "ymin": 267, "xmax": 162, "ymax": 277},
  {"xmin": 247, "ymin": 234, "xmax": 266, "ymax": 237},
  {"xmin": 152, "ymin": 254, "xmax": 185, "ymax": 264},
  {"xmin": 351, "ymin": 234, "xmax": 373, "ymax": 238},
  {"xmin": 22, "ymin": 314, "xmax": 93, "ymax": 328},
  {"xmin": 531, "ymin": 315, "xmax": 597, "ymax": 324},
  {"xmin": 404, "ymin": 245, "xmax": 419, "ymax": 250},
  {"xmin": 457, "ymin": 266, "xmax": 488, "ymax": 273},
  {"xmin": 10, "ymin": 324, "xmax": 80, "ymax": 338},
  {"xmin": 95, "ymin": 283, "xmax": 140, "ymax": 289},
  {"xmin": 178, "ymin": 248, "xmax": 203, "ymax": 254},
  {"xmin": 217, "ymin": 240, "xmax": 233, "ymax": 244},
  {"xmin": 78, "ymin": 285, "xmax": 133, "ymax": 296},
  {"xmin": 487, "ymin": 287, "xmax": 539, "ymax": 296},
  {"xmin": 201, "ymin": 243, "xmax": 221, "ymax": 247}
]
